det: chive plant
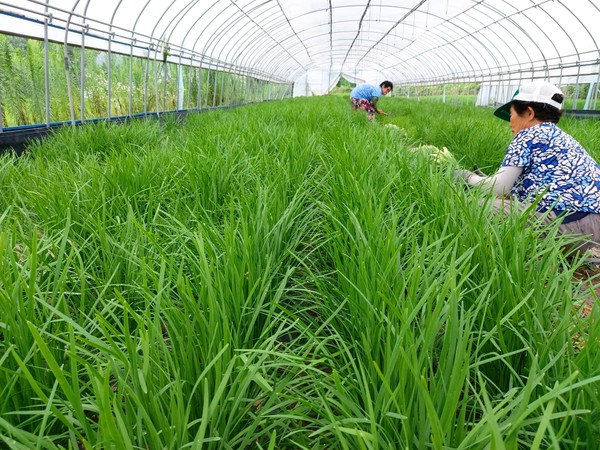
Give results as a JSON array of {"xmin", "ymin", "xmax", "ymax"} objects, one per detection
[{"xmin": 0, "ymin": 96, "xmax": 598, "ymax": 449}]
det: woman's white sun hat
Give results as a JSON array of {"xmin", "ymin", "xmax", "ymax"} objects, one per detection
[{"xmin": 494, "ymin": 81, "xmax": 564, "ymax": 121}]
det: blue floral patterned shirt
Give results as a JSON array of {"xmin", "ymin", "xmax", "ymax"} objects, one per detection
[{"xmin": 501, "ymin": 122, "xmax": 600, "ymax": 213}]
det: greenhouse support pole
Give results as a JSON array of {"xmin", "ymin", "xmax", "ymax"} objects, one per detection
[
  {"xmin": 177, "ymin": 60, "xmax": 184, "ymax": 110},
  {"xmin": 222, "ymin": 71, "xmax": 229, "ymax": 106},
  {"xmin": 221, "ymin": 71, "xmax": 226, "ymax": 106},
  {"xmin": 80, "ymin": 25, "xmax": 86, "ymax": 122},
  {"xmin": 196, "ymin": 65, "xmax": 202, "ymax": 109},
  {"xmin": 44, "ymin": 1, "xmax": 51, "ymax": 126},
  {"xmin": 153, "ymin": 43, "xmax": 161, "ymax": 114},
  {"xmin": 241, "ymin": 75, "xmax": 247, "ymax": 103},
  {"xmin": 131, "ymin": 2, "xmax": 149, "ymax": 116},
  {"xmin": 109, "ymin": 2, "xmax": 125, "ymax": 117},
  {"xmin": 573, "ymin": 62, "xmax": 581, "ymax": 107},
  {"xmin": 584, "ymin": 82, "xmax": 594, "ymax": 110},
  {"xmin": 106, "ymin": 0, "xmax": 123, "ymax": 119},
  {"xmin": 154, "ymin": 44, "xmax": 160, "ymax": 114},
  {"xmin": 594, "ymin": 65, "xmax": 600, "ymax": 109},
  {"xmin": 206, "ymin": 69, "xmax": 212, "ymax": 107},
  {"xmin": 558, "ymin": 64, "xmax": 564, "ymax": 100},
  {"xmin": 219, "ymin": 70, "xmax": 224, "ymax": 105},
  {"xmin": 107, "ymin": 34, "xmax": 113, "ymax": 119},
  {"xmin": 129, "ymin": 37, "xmax": 134, "ymax": 117},
  {"xmin": 198, "ymin": 56, "xmax": 206, "ymax": 108},
  {"xmin": 64, "ymin": 1, "xmax": 82, "ymax": 126},
  {"xmin": 79, "ymin": 1, "xmax": 92, "ymax": 122},
  {"xmin": 143, "ymin": 43, "xmax": 151, "ymax": 114},
  {"xmin": 219, "ymin": 71, "xmax": 229, "ymax": 105},
  {"xmin": 219, "ymin": 70, "xmax": 225, "ymax": 105},
  {"xmin": 231, "ymin": 73, "xmax": 236, "ymax": 105},
  {"xmin": 64, "ymin": 50, "xmax": 75, "ymax": 125},
  {"xmin": 212, "ymin": 70, "xmax": 218, "ymax": 107},
  {"xmin": 212, "ymin": 71, "xmax": 219, "ymax": 106},
  {"xmin": 185, "ymin": 57, "xmax": 193, "ymax": 110},
  {"xmin": 162, "ymin": 44, "xmax": 168, "ymax": 113}
]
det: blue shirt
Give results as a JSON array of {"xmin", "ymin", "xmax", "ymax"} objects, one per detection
[
  {"xmin": 502, "ymin": 122, "xmax": 600, "ymax": 213},
  {"xmin": 350, "ymin": 84, "xmax": 382, "ymax": 101}
]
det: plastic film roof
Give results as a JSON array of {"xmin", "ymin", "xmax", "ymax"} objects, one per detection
[{"xmin": 1, "ymin": 0, "xmax": 599, "ymax": 88}]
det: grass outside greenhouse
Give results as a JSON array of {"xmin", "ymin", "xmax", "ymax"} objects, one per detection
[{"xmin": 0, "ymin": 95, "xmax": 599, "ymax": 449}]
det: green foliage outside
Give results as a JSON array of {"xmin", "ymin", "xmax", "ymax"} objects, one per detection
[
  {"xmin": 0, "ymin": 95, "xmax": 599, "ymax": 448},
  {"xmin": 397, "ymin": 82, "xmax": 597, "ymax": 110},
  {"xmin": 330, "ymin": 76, "xmax": 356, "ymax": 95},
  {"xmin": 0, "ymin": 35, "xmax": 290, "ymax": 127}
]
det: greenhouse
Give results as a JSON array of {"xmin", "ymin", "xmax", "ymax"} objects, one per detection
[{"xmin": 0, "ymin": 0, "xmax": 599, "ymax": 448}]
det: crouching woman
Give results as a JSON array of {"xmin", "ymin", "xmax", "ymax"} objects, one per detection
[{"xmin": 455, "ymin": 81, "xmax": 600, "ymax": 255}]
